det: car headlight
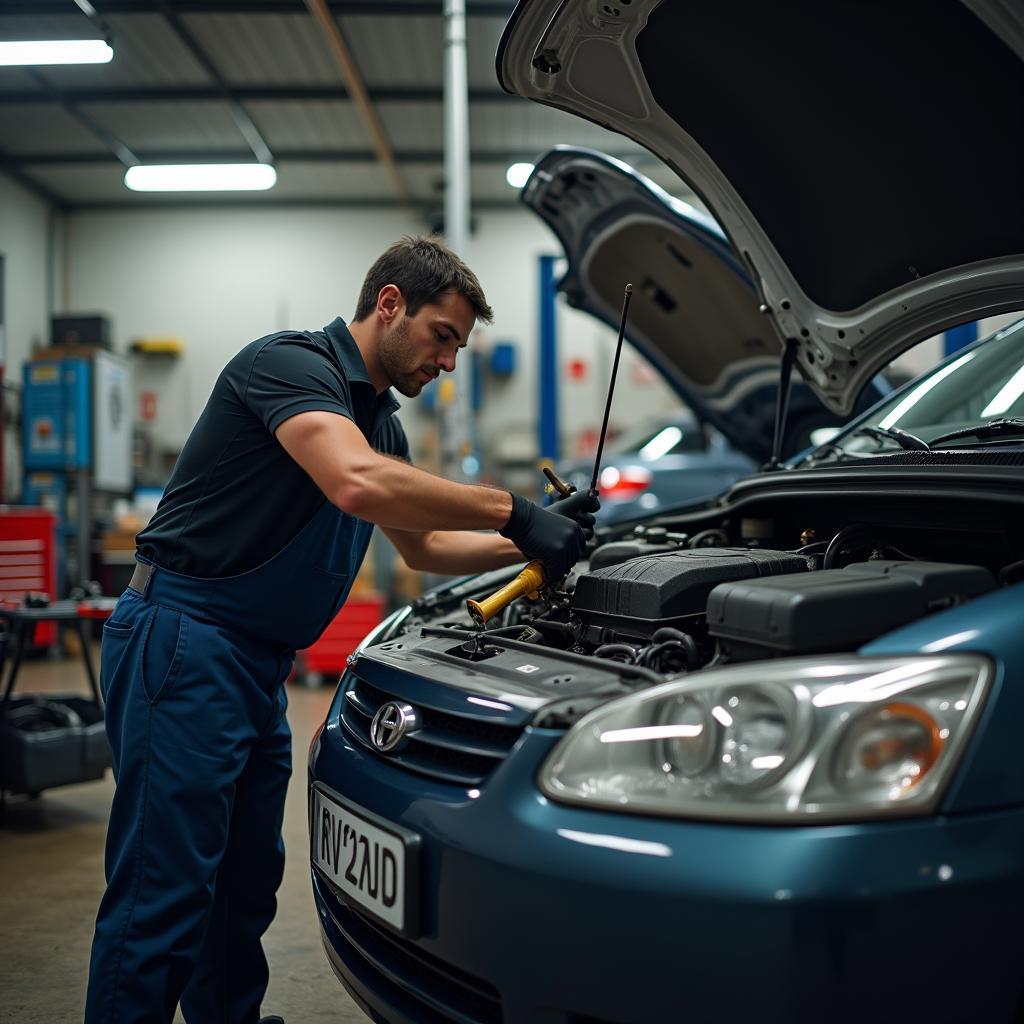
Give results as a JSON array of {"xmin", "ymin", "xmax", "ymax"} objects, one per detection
[{"xmin": 539, "ymin": 655, "xmax": 991, "ymax": 822}]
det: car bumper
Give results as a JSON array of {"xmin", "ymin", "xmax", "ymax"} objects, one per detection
[{"xmin": 309, "ymin": 714, "xmax": 1024, "ymax": 1024}]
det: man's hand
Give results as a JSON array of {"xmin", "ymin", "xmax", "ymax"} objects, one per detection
[
  {"xmin": 547, "ymin": 489, "xmax": 600, "ymax": 540},
  {"xmin": 499, "ymin": 493, "xmax": 587, "ymax": 581}
]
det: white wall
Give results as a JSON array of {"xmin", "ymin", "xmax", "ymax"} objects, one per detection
[
  {"xmin": 0, "ymin": 171, "xmax": 52, "ymax": 499},
  {"xmin": 65, "ymin": 205, "xmax": 680, "ymax": 473},
  {"xmin": 65, "ymin": 203, "xmax": 1024, "ymax": 485}
]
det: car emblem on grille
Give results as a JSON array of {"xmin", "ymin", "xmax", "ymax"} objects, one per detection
[{"xmin": 370, "ymin": 701, "xmax": 420, "ymax": 753}]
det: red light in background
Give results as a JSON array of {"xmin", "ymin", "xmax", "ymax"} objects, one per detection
[{"xmin": 598, "ymin": 465, "xmax": 653, "ymax": 501}]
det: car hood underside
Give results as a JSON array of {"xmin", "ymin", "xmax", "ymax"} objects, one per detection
[{"xmin": 498, "ymin": 0, "xmax": 1024, "ymax": 414}]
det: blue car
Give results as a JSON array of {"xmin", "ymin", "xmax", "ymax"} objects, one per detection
[
  {"xmin": 309, "ymin": 3, "xmax": 1024, "ymax": 1022},
  {"xmin": 555, "ymin": 412, "xmax": 756, "ymax": 524}
]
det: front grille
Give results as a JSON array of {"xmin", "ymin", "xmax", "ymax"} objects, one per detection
[
  {"xmin": 341, "ymin": 676, "xmax": 524, "ymax": 785},
  {"xmin": 321, "ymin": 880, "xmax": 502, "ymax": 1024}
]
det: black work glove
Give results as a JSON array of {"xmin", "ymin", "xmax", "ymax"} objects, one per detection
[
  {"xmin": 548, "ymin": 489, "xmax": 601, "ymax": 540},
  {"xmin": 499, "ymin": 492, "xmax": 587, "ymax": 581}
]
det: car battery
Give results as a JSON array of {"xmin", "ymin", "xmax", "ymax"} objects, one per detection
[{"xmin": 706, "ymin": 560, "xmax": 996, "ymax": 659}]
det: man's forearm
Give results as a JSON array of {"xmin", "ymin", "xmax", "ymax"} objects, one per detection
[
  {"xmin": 413, "ymin": 531, "xmax": 525, "ymax": 575},
  {"xmin": 340, "ymin": 454, "xmax": 512, "ymax": 532}
]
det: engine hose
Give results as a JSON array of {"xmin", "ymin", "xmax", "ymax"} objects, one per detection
[
  {"xmin": 593, "ymin": 643, "xmax": 640, "ymax": 664},
  {"xmin": 688, "ymin": 528, "xmax": 730, "ymax": 548},
  {"xmin": 529, "ymin": 619, "xmax": 576, "ymax": 637},
  {"xmin": 651, "ymin": 627, "xmax": 701, "ymax": 670},
  {"xmin": 482, "ymin": 624, "xmax": 546, "ymax": 644},
  {"xmin": 638, "ymin": 641, "xmax": 692, "ymax": 673},
  {"xmin": 823, "ymin": 522, "xmax": 876, "ymax": 569}
]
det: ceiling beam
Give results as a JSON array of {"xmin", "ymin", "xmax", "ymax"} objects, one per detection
[
  {"xmin": 0, "ymin": 2, "xmax": 515, "ymax": 14},
  {"xmin": 303, "ymin": 0, "xmax": 410, "ymax": 203},
  {"xmin": 22, "ymin": 69, "xmax": 139, "ymax": 167},
  {"xmin": 12, "ymin": 148, "xmax": 655, "ymax": 166},
  {"xmin": 156, "ymin": 0, "xmax": 274, "ymax": 164},
  {"xmin": 0, "ymin": 87, "xmax": 513, "ymax": 104}
]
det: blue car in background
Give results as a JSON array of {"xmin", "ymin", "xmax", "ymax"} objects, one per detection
[
  {"xmin": 309, "ymin": 2, "xmax": 1024, "ymax": 1022},
  {"xmin": 556, "ymin": 412, "xmax": 755, "ymax": 524}
]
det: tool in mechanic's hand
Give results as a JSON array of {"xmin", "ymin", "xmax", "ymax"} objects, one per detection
[
  {"xmin": 467, "ymin": 468, "xmax": 577, "ymax": 626},
  {"xmin": 542, "ymin": 465, "xmax": 574, "ymax": 500},
  {"xmin": 467, "ymin": 561, "xmax": 546, "ymax": 626},
  {"xmin": 467, "ymin": 285, "xmax": 632, "ymax": 626}
]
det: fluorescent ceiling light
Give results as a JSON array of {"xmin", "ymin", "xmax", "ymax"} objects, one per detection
[
  {"xmin": 0, "ymin": 39, "xmax": 113, "ymax": 66},
  {"xmin": 506, "ymin": 162, "xmax": 534, "ymax": 188},
  {"xmin": 124, "ymin": 164, "xmax": 277, "ymax": 193}
]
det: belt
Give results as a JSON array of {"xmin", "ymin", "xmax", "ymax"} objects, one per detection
[{"xmin": 128, "ymin": 561, "xmax": 155, "ymax": 595}]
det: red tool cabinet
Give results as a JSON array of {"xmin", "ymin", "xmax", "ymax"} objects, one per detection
[
  {"xmin": 0, "ymin": 508, "xmax": 58, "ymax": 647},
  {"xmin": 295, "ymin": 593, "xmax": 385, "ymax": 686}
]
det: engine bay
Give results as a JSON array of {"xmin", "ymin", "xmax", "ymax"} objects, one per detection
[{"xmin": 367, "ymin": 481, "xmax": 1024, "ymax": 699}]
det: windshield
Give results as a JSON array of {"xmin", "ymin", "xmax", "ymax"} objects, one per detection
[{"xmin": 824, "ymin": 319, "xmax": 1024, "ymax": 456}]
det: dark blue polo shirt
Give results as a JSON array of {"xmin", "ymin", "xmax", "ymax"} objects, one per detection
[{"xmin": 137, "ymin": 318, "xmax": 408, "ymax": 578}]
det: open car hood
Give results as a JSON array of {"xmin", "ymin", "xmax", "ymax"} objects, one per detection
[
  {"xmin": 521, "ymin": 146, "xmax": 881, "ymax": 461},
  {"xmin": 498, "ymin": 1, "xmax": 1024, "ymax": 415}
]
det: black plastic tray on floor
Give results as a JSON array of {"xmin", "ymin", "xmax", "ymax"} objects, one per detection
[{"xmin": 1, "ymin": 693, "xmax": 111, "ymax": 796}]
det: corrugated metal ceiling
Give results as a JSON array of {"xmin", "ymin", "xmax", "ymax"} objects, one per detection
[{"xmin": 0, "ymin": 2, "xmax": 670, "ymax": 213}]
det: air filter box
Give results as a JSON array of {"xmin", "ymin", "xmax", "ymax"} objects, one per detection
[
  {"xmin": 572, "ymin": 548, "xmax": 810, "ymax": 642},
  {"xmin": 707, "ymin": 560, "xmax": 995, "ymax": 659}
]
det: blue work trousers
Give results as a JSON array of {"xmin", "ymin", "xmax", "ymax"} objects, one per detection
[{"xmin": 85, "ymin": 590, "xmax": 293, "ymax": 1024}]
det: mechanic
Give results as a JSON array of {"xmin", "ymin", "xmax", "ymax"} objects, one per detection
[{"xmin": 85, "ymin": 235, "xmax": 599, "ymax": 1024}]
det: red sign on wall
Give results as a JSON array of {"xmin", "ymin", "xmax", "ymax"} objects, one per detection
[
  {"xmin": 567, "ymin": 358, "xmax": 588, "ymax": 381},
  {"xmin": 140, "ymin": 390, "xmax": 158, "ymax": 422}
]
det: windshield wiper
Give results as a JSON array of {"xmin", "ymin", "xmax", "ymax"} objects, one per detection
[
  {"xmin": 846, "ymin": 425, "xmax": 931, "ymax": 451},
  {"xmin": 929, "ymin": 417, "xmax": 1024, "ymax": 446}
]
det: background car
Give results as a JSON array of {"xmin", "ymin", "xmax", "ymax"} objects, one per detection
[{"xmin": 556, "ymin": 412, "xmax": 755, "ymax": 523}]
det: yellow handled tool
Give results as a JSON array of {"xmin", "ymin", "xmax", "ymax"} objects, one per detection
[
  {"xmin": 466, "ymin": 561, "xmax": 546, "ymax": 626},
  {"xmin": 466, "ymin": 467, "xmax": 574, "ymax": 626}
]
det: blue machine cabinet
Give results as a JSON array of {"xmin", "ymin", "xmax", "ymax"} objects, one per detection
[
  {"xmin": 22, "ymin": 355, "xmax": 132, "ymax": 592},
  {"xmin": 23, "ymin": 360, "xmax": 92, "ymax": 472}
]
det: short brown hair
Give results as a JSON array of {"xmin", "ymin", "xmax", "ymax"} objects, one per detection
[{"xmin": 354, "ymin": 235, "xmax": 494, "ymax": 325}]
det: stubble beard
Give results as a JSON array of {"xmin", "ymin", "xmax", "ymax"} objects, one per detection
[{"xmin": 378, "ymin": 317, "xmax": 426, "ymax": 398}]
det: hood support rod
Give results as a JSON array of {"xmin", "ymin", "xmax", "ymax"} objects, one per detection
[{"xmin": 766, "ymin": 337, "xmax": 799, "ymax": 470}]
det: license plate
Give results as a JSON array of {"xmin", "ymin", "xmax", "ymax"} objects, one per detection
[{"xmin": 311, "ymin": 787, "xmax": 417, "ymax": 934}]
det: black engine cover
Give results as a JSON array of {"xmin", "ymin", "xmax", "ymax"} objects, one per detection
[
  {"xmin": 572, "ymin": 548, "xmax": 810, "ymax": 640},
  {"xmin": 706, "ymin": 560, "xmax": 996, "ymax": 658}
]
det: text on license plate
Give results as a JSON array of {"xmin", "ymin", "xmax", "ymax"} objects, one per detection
[{"xmin": 312, "ymin": 789, "xmax": 406, "ymax": 931}]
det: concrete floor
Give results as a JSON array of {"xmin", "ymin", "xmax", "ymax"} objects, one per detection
[{"xmin": 0, "ymin": 647, "xmax": 367, "ymax": 1023}]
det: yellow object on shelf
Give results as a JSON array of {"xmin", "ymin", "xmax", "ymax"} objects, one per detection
[{"xmin": 130, "ymin": 337, "xmax": 185, "ymax": 355}]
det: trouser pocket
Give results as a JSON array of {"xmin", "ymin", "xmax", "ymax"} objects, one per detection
[
  {"xmin": 100, "ymin": 619, "xmax": 137, "ymax": 703},
  {"xmin": 140, "ymin": 605, "xmax": 189, "ymax": 705}
]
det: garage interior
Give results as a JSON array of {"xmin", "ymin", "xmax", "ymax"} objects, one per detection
[{"xmin": 0, "ymin": 2, "xmax": 1021, "ymax": 1023}]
